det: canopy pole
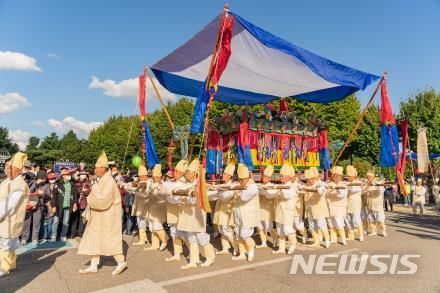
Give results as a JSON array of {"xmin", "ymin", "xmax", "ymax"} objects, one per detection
[
  {"xmin": 332, "ymin": 72, "xmax": 386, "ymax": 167},
  {"xmin": 198, "ymin": 3, "xmax": 229, "ymax": 161},
  {"xmin": 145, "ymin": 66, "xmax": 174, "ymax": 130},
  {"xmin": 145, "ymin": 66, "xmax": 175, "ymax": 172}
]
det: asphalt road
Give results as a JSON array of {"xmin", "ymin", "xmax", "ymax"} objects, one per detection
[{"xmin": 2, "ymin": 205, "xmax": 439, "ymax": 293}]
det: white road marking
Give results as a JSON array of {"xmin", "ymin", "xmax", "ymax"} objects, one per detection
[{"xmin": 158, "ymin": 248, "xmax": 359, "ymax": 287}]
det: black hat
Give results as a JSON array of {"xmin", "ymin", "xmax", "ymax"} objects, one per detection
[{"xmin": 36, "ymin": 170, "xmax": 47, "ymax": 180}]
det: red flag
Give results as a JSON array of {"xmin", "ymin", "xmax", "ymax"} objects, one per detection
[
  {"xmin": 139, "ymin": 74, "xmax": 146, "ymax": 118},
  {"xmin": 209, "ymin": 12, "xmax": 233, "ymax": 91},
  {"xmin": 380, "ymin": 80, "xmax": 395, "ymax": 125}
]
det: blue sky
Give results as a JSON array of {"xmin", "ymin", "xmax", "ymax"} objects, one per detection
[{"xmin": 1, "ymin": 0, "xmax": 439, "ymax": 149}]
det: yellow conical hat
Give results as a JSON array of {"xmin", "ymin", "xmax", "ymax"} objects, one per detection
[
  {"xmin": 331, "ymin": 166, "xmax": 344, "ymax": 176},
  {"xmin": 279, "ymin": 164, "xmax": 291, "ymax": 176},
  {"xmin": 10, "ymin": 152, "xmax": 27, "ymax": 169},
  {"xmin": 187, "ymin": 159, "xmax": 199, "ymax": 173},
  {"xmin": 237, "ymin": 164, "xmax": 250, "ymax": 179},
  {"xmin": 138, "ymin": 165, "xmax": 148, "ymax": 176},
  {"xmin": 95, "ymin": 151, "xmax": 109, "ymax": 168},
  {"xmin": 346, "ymin": 165, "xmax": 357, "ymax": 177},
  {"xmin": 263, "ymin": 165, "xmax": 274, "ymax": 177},
  {"xmin": 153, "ymin": 164, "xmax": 162, "ymax": 177},
  {"xmin": 175, "ymin": 160, "xmax": 188, "ymax": 173},
  {"xmin": 290, "ymin": 165, "xmax": 296, "ymax": 177},
  {"xmin": 224, "ymin": 163, "xmax": 235, "ymax": 177}
]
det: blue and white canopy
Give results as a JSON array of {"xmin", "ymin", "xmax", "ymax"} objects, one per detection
[{"xmin": 152, "ymin": 12, "xmax": 380, "ymax": 105}]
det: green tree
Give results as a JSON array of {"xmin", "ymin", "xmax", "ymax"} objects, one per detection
[
  {"xmin": 399, "ymin": 88, "xmax": 440, "ymax": 153},
  {"xmin": 39, "ymin": 132, "xmax": 61, "ymax": 150},
  {"xmin": 26, "ymin": 136, "xmax": 40, "ymax": 151},
  {"xmin": 60, "ymin": 130, "xmax": 84, "ymax": 162},
  {"xmin": 87, "ymin": 115, "xmax": 142, "ymax": 168},
  {"xmin": 0, "ymin": 127, "xmax": 19, "ymax": 154}
]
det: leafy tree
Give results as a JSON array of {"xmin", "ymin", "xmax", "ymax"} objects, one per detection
[
  {"xmin": 39, "ymin": 132, "xmax": 61, "ymax": 150},
  {"xmin": 0, "ymin": 127, "xmax": 19, "ymax": 154},
  {"xmin": 26, "ymin": 136, "xmax": 40, "ymax": 151},
  {"xmin": 398, "ymin": 88, "xmax": 440, "ymax": 153}
]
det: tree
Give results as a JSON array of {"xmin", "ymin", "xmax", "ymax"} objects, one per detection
[
  {"xmin": 39, "ymin": 132, "xmax": 61, "ymax": 150},
  {"xmin": 0, "ymin": 127, "xmax": 19, "ymax": 154},
  {"xmin": 86, "ymin": 115, "xmax": 142, "ymax": 168},
  {"xmin": 399, "ymin": 88, "xmax": 440, "ymax": 153},
  {"xmin": 26, "ymin": 136, "xmax": 40, "ymax": 151},
  {"xmin": 60, "ymin": 130, "xmax": 84, "ymax": 162}
]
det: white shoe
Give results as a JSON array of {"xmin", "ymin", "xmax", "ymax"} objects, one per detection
[
  {"xmin": 159, "ymin": 242, "xmax": 168, "ymax": 251},
  {"xmin": 359, "ymin": 235, "xmax": 364, "ymax": 242},
  {"xmin": 0, "ymin": 268, "xmax": 10, "ymax": 278},
  {"xmin": 216, "ymin": 249, "xmax": 230, "ymax": 255},
  {"xmin": 61, "ymin": 237, "xmax": 67, "ymax": 242},
  {"xmin": 231, "ymin": 254, "xmax": 246, "ymax": 261},
  {"xmin": 112, "ymin": 262, "xmax": 127, "ymax": 275},
  {"xmin": 40, "ymin": 239, "xmax": 47, "ymax": 244},
  {"xmin": 341, "ymin": 240, "xmax": 347, "ymax": 246},
  {"xmin": 368, "ymin": 232, "xmax": 377, "ymax": 237},
  {"xmin": 49, "ymin": 237, "xmax": 56, "ymax": 243},
  {"xmin": 301, "ymin": 236, "xmax": 307, "ymax": 244},
  {"xmin": 165, "ymin": 255, "xmax": 181, "ymax": 262},
  {"xmin": 79, "ymin": 266, "xmax": 98, "ymax": 274},
  {"xmin": 287, "ymin": 244, "xmax": 296, "ymax": 255},
  {"xmin": 247, "ymin": 248, "xmax": 255, "ymax": 262},
  {"xmin": 256, "ymin": 243, "xmax": 267, "ymax": 249},
  {"xmin": 32, "ymin": 240, "xmax": 38, "ymax": 245},
  {"xmin": 381, "ymin": 231, "xmax": 388, "ymax": 237},
  {"xmin": 325, "ymin": 240, "xmax": 330, "ymax": 249},
  {"xmin": 200, "ymin": 259, "xmax": 215, "ymax": 267},
  {"xmin": 181, "ymin": 263, "xmax": 198, "ymax": 270},
  {"xmin": 272, "ymin": 249, "xmax": 286, "ymax": 255}
]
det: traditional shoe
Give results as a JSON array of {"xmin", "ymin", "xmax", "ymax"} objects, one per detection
[
  {"xmin": 159, "ymin": 242, "xmax": 168, "ymax": 251},
  {"xmin": 181, "ymin": 263, "xmax": 198, "ymax": 270},
  {"xmin": 287, "ymin": 244, "xmax": 296, "ymax": 255},
  {"xmin": 133, "ymin": 240, "xmax": 146, "ymax": 246},
  {"xmin": 144, "ymin": 246, "xmax": 158, "ymax": 251},
  {"xmin": 112, "ymin": 262, "xmax": 127, "ymax": 276},
  {"xmin": 79, "ymin": 266, "xmax": 98, "ymax": 274},
  {"xmin": 359, "ymin": 235, "xmax": 364, "ymax": 242},
  {"xmin": 368, "ymin": 232, "xmax": 377, "ymax": 236},
  {"xmin": 301, "ymin": 235, "xmax": 307, "ymax": 244},
  {"xmin": 231, "ymin": 254, "xmax": 246, "ymax": 261},
  {"xmin": 216, "ymin": 249, "xmax": 230, "ymax": 255},
  {"xmin": 247, "ymin": 248, "xmax": 255, "ymax": 262},
  {"xmin": 381, "ymin": 231, "xmax": 387, "ymax": 237},
  {"xmin": 256, "ymin": 243, "xmax": 268, "ymax": 249},
  {"xmin": 165, "ymin": 255, "xmax": 181, "ymax": 262},
  {"xmin": 272, "ymin": 249, "xmax": 286, "ymax": 255},
  {"xmin": 0, "ymin": 268, "xmax": 10, "ymax": 278},
  {"xmin": 324, "ymin": 240, "xmax": 330, "ymax": 249},
  {"xmin": 200, "ymin": 259, "xmax": 215, "ymax": 267}
]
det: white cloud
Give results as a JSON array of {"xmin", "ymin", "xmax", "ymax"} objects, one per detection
[
  {"xmin": 0, "ymin": 92, "xmax": 31, "ymax": 114},
  {"xmin": 47, "ymin": 53, "xmax": 61, "ymax": 59},
  {"xmin": 88, "ymin": 75, "xmax": 178, "ymax": 104},
  {"xmin": 47, "ymin": 116, "xmax": 102, "ymax": 136},
  {"xmin": 9, "ymin": 130, "xmax": 33, "ymax": 150},
  {"xmin": 0, "ymin": 51, "xmax": 42, "ymax": 72},
  {"xmin": 32, "ymin": 121, "xmax": 45, "ymax": 126}
]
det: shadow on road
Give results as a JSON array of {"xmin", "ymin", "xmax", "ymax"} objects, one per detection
[
  {"xmin": 0, "ymin": 250, "xmax": 66, "ymax": 293},
  {"xmin": 387, "ymin": 209, "xmax": 440, "ymax": 241}
]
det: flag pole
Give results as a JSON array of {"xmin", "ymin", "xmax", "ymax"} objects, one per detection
[
  {"xmin": 144, "ymin": 66, "xmax": 174, "ymax": 130},
  {"xmin": 144, "ymin": 66, "xmax": 175, "ymax": 173},
  {"xmin": 333, "ymin": 72, "xmax": 386, "ymax": 167}
]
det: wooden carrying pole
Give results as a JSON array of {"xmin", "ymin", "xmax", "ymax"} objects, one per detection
[
  {"xmin": 145, "ymin": 66, "xmax": 174, "ymax": 131},
  {"xmin": 333, "ymin": 73, "xmax": 386, "ymax": 167}
]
